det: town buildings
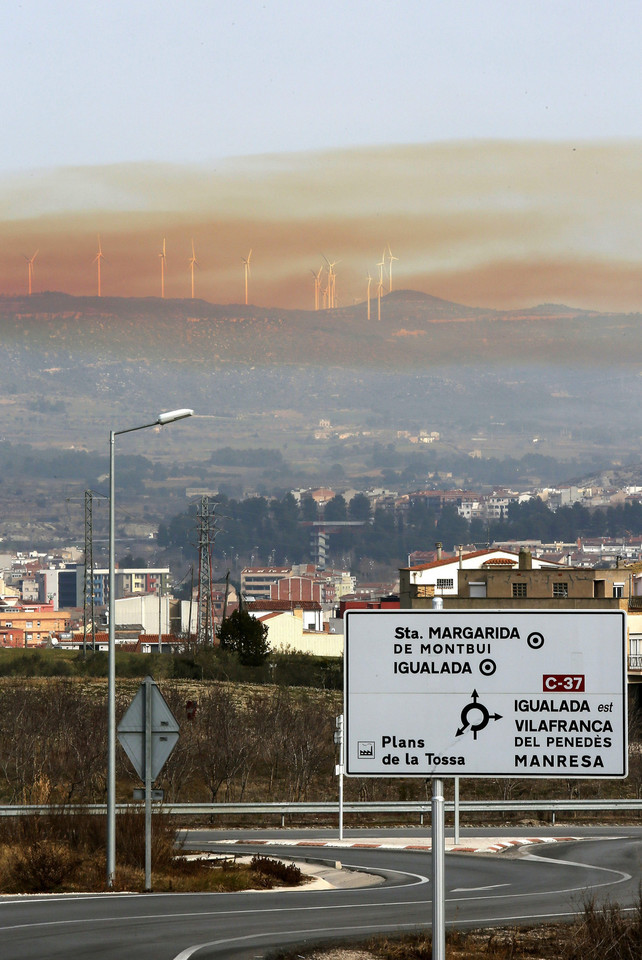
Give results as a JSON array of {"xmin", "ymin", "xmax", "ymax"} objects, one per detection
[
  {"xmin": 399, "ymin": 547, "xmax": 562, "ymax": 603},
  {"xmin": 400, "ymin": 547, "xmax": 642, "ymax": 698}
]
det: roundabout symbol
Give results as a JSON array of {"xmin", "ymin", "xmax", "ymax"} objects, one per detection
[{"xmin": 455, "ymin": 689, "xmax": 502, "ymax": 740}]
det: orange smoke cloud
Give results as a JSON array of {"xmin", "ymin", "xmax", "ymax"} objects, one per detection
[{"xmin": 1, "ymin": 141, "xmax": 642, "ymax": 311}]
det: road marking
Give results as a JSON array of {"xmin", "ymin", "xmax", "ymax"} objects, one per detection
[
  {"xmin": 451, "ymin": 883, "xmax": 510, "ymax": 892},
  {"xmin": 169, "ymin": 903, "xmax": 642, "ymax": 960}
]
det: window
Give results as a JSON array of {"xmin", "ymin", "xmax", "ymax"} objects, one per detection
[
  {"xmin": 469, "ymin": 582, "xmax": 487, "ymax": 598},
  {"xmin": 553, "ymin": 582, "xmax": 568, "ymax": 598},
  {"xmin": 613, "ymin": 583, "xmax": 624, "ymax": 598},
  {"xmin": 512, "ymin": 582, "xmax": 527, "ymax": 597},
  {"xmin": 416, "ymin": 585, "xmax": 434, "ymax": 598},
  {"xmin": 436, "ymin": 578, "xmax": 454, "ymax": 591}
]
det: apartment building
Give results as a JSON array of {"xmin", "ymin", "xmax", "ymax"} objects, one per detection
[
  {"xmin": 75, "ymin": 566, "xmax": 170, "ymax": 607},
  {"xmin": 0, "ymin": 602, "xmax": 71, "ymax": 647}
]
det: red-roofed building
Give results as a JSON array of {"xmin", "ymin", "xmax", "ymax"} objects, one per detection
[{"xmin": 400, "ymin": 548, "xmax": 562, "ymax": 606}]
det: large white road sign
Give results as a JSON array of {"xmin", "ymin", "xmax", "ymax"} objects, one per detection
[{"xmin": 344, "ymin": 610, "xmax": 627, "ymax": 778}]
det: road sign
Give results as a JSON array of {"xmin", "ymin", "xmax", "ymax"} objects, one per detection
[
  {"xmin": 117, "ymin": 676, "xmax": 179, "ymax": 782},
  {"xmin": 344, "ymin": 610, "xmax": 627, "ymax": 778}
]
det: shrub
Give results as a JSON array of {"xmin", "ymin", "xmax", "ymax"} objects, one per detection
[
  {"xmin": 4, "ymin": 840, "xmax": 81, "ymax": 893},
  {"xmin": 250, "ymin": 855, "xmax": 303, "ymax": 885}
]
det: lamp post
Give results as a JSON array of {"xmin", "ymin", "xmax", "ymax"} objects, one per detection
[{"xmin": 107, "ymin": 408, "xmax": 193, "ymax": 887}]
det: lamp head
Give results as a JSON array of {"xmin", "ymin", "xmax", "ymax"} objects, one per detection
[{"xmin": 157, "ymin": 408, "xmax": 194, "ymax": 425}]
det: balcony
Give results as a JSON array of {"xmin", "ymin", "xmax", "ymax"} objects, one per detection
[{"xmin": 628, "ymin": 655, "xmax": 642, "ymax": 672}]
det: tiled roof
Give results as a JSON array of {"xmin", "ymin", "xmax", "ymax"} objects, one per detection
[
  {"xmin": 246, "ymin": 600, "xmax": 321, "ymax": 611},
  {"xmin": 403, "ymin": 549, "xmax": 499, "ymax": 571}
]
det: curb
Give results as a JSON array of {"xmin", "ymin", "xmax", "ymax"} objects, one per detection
[{"xmin": 211, "ymin": 836, "xmax": 582, "ymax": 855}]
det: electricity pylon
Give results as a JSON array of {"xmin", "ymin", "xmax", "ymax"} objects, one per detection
[{"xmin": 197, "ymin": 496, "xmax": 216, "ymax": 646}]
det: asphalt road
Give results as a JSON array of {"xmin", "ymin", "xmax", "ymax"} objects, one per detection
[{"xmin": 1, "ymin": 828, "xmax": 641, "ymax": 960}]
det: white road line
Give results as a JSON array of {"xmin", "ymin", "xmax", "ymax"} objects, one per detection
[
  {"xmin": 170, "ymin": 904, "xmax": 642, "ymax": 960},
  {"xmin": 451, "ymin": 883, "xmax": 510, "ymax": 892}
]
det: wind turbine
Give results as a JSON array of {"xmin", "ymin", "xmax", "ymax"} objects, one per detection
[
  {"xmin": 24, "ymin": 249, "xmax": 38, "ymax": 296},
  {"xmin": 377, "ymin": 253, "xmax": 385, "ymax": 323},
  {"xmin": 94, "ymin": 236, "xmax": 105, "ymax": 297},
  {"xmin": 189, "ymin": 239, "xmax": 198, "ymax": 299},
  {"xmin": 323, "ymin": 256, "xmax": 340, "ymax": 308},
  {"xmin": 366, "ymin": 270, "xmax": 372, "ymax": 321},
  {"xmin": 387, "ymin": 243, "xmax": 399, "ymax": 293},
  {"xmin": 159, "ymin": 238, "xmax": 167, "ymax": 298},
  {"xmin": 311, "ymin": 266, "xmax": 323, "ymax": 311},
  {"xmin": 242, "ymin": 249, "xmax": 252, "ymax": 305}
]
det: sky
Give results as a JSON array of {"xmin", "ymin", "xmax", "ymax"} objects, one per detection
[{"xmin": 1, "ymin": 0, "xmax": 642, "ymax": 310}]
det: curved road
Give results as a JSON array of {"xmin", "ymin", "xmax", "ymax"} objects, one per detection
[{"xmin": 1, "ymin": 828, "xmax": 640, "ymax": 959}]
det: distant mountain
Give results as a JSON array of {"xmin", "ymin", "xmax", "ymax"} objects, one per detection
[{"xmin": 0, "ymin": 290, "xmax": 637, "ymax": 369}]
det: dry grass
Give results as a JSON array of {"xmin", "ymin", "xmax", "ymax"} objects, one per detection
[
  {"xmin": 271, "ymin": 898, "xmax": 642, "ymax": 959},
  {"xmin": 0, "ymin": 812, "xmax": 305, "ymax": 894}
]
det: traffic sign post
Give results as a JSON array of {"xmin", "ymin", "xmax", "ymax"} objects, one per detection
[
  {"xmin": 345, "ymin": 610, "xmax": 627, "ymax": 779},
  {"xmin": 334, "ymin": 714, "xmax": 345, "ymax": 840},
  {"xmin": 117, "ymin": 676, "xmax": 179, "ymax": 890},
  {"xmin": 344, "ymin": 609, "xmax": 628, "ymax": 960}
]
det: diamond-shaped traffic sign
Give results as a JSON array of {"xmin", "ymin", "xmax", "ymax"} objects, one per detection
[{"xmin": 117, "ymin": 676, "xmax": 179, "ymax": 782}]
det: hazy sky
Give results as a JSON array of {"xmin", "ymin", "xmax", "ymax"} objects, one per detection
[
  {"xmin": 1, "ymin": 1, "xmax": 641, "ymax": 310},
  {"xmin": 2, "ymin": 0, "xmax": 640, "ymax": 170}
]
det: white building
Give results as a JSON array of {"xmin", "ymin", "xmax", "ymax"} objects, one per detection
[
  {"xmin": 400, "ymin": 548, "xmax": 563, "ymax": 599},
  {"xmin": 258, "ymin": 611, "xmax": 343, "ymax": 657}
]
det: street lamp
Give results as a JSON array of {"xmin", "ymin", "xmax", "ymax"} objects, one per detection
[{"xmin": 107, "ymin": 408, "xmax": 193, "ymax": 887}]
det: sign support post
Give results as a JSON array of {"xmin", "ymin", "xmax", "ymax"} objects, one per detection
[
  {"xmin": 431, "ymin": 777, "xmax": 445, "ymax": 960},
  {"xmin": 144, "ymin": 676, "xmax": 153, "ymax": 892},
  {"xmin": 334, "ymin": 714, "xmax": 345, "ymax": 840},
  {"xmin": 117, "ymin": 675, "xmax": 180, "ymax": 892},
  {"xmin": 430, "ymin": 595, "xmax": 445, "ymax": 959},
  {"xmin": 453, "ymin": 776, "xmax": 460, "ymax": 845}
]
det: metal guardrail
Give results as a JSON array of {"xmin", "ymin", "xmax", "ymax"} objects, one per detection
[
  {"xmin": 1, "ymin": 799, "xmax": 641, "ymax": 818},
  {"xmin": 629, "ymin": 655, "xmax": 642, "ymax": 670}
]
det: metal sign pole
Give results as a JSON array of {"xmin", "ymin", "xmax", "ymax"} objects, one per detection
[
  {"xmin": 339, "ymin": 718, "xmax": 344, "ymax": 841},
  {"xmin": 335, "ymin": 714, "xmax": 344, "ymax": 840},
  {"xmin": 430, "ymin": 597, "xmax": 445, "ymax": 959},
  {"xmin": 144, "ymin": 676, "xmax": 153, "ymax": 892},
  {"xmin": 431, "ymin": 777, "xmax": 445, "ymax": 960},
  {"xmin": 454, "ymin": 776, "xmax": 460, "ymax": 845}
]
